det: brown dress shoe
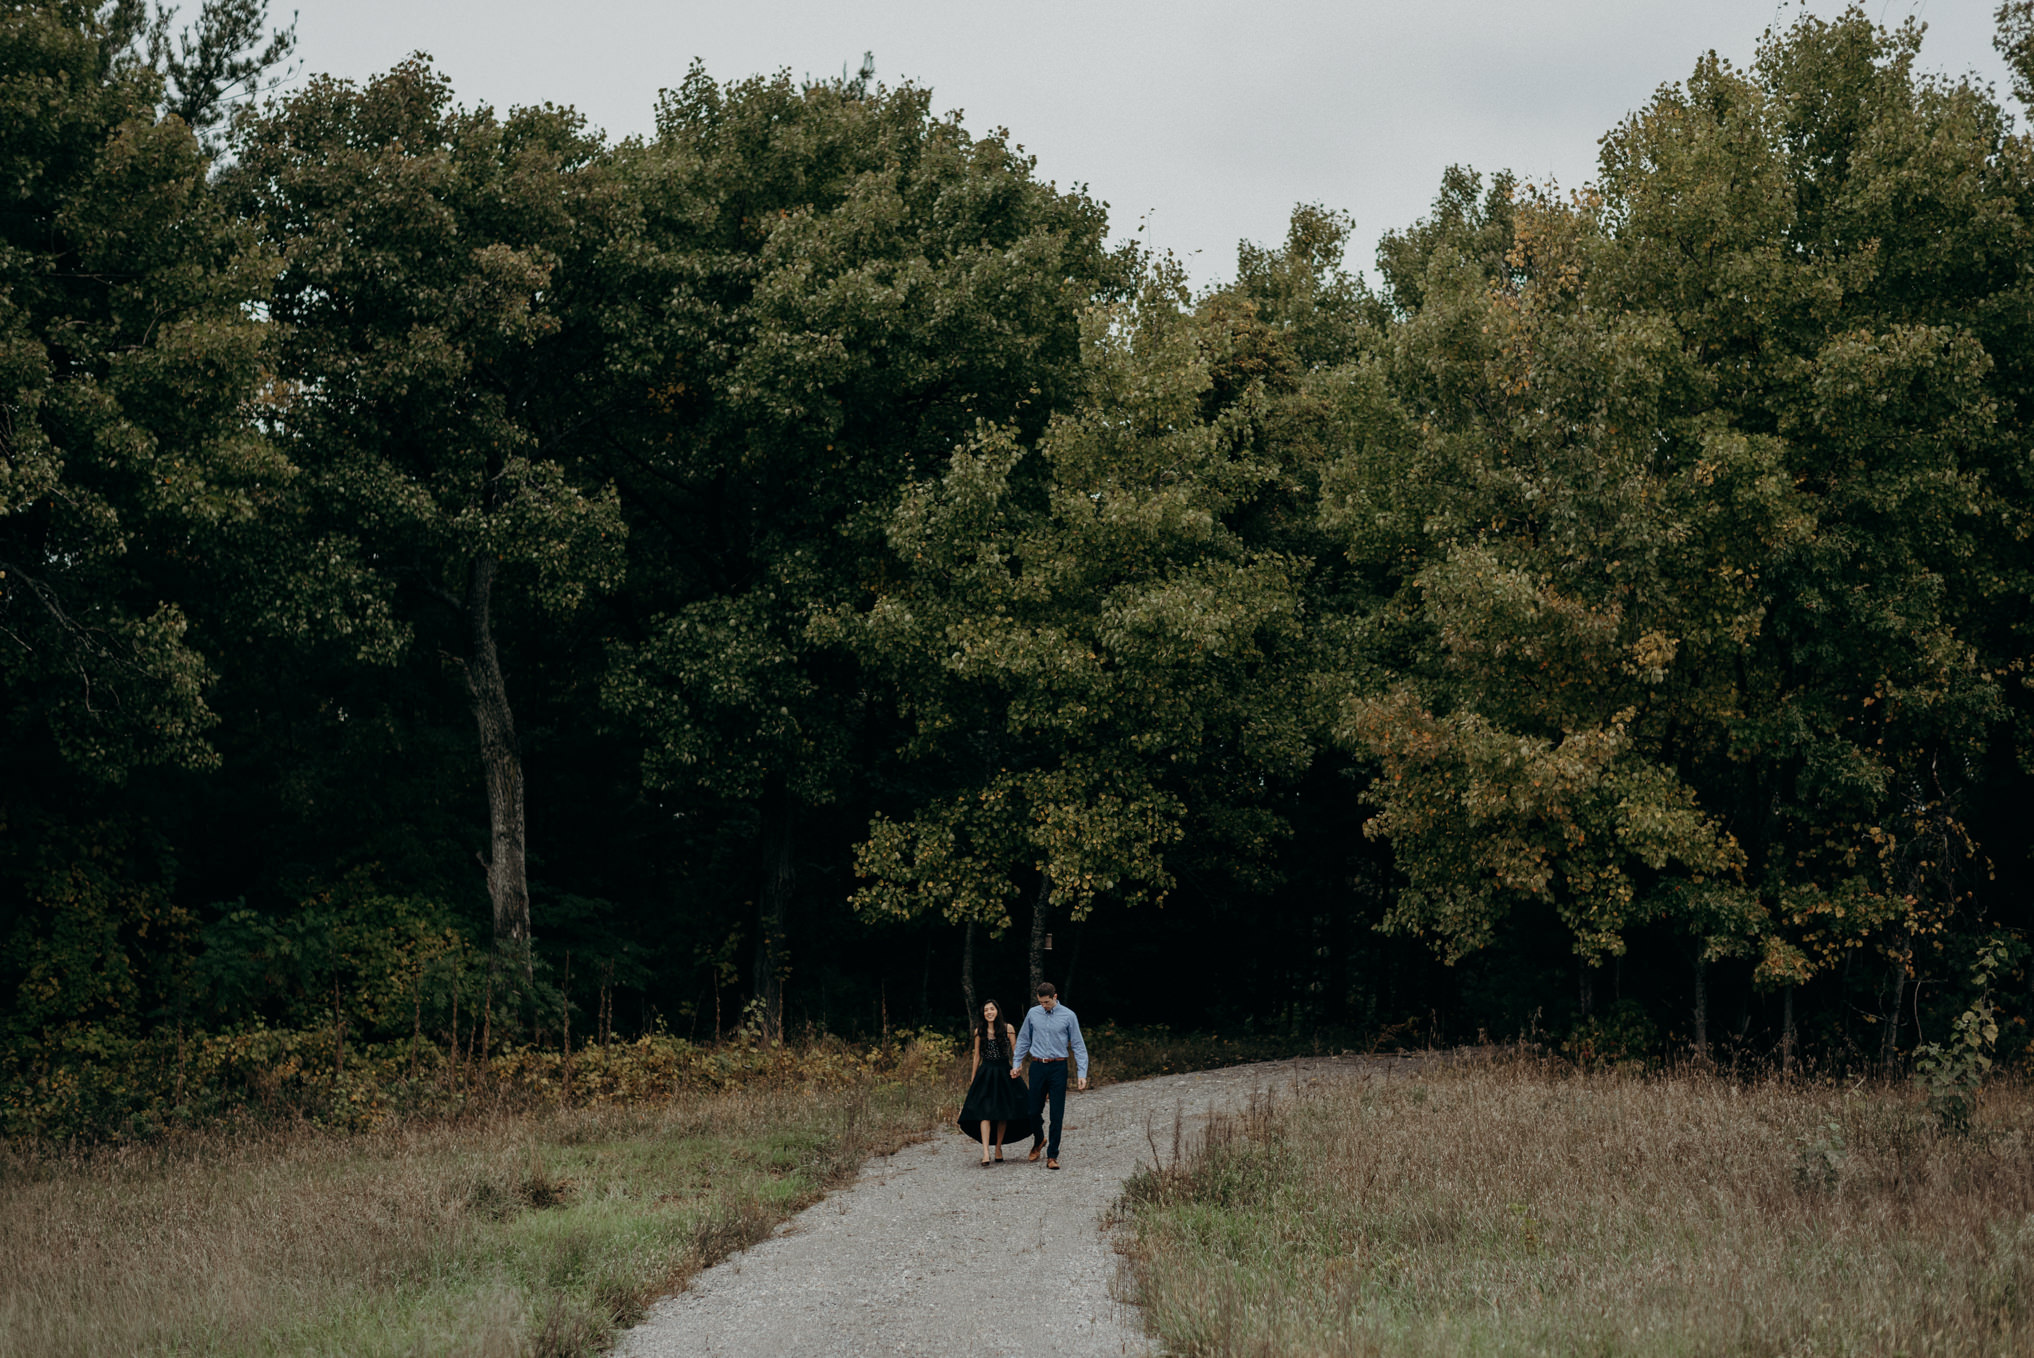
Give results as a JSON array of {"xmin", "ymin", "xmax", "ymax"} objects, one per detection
[
  {"xmin": 1027, "ymin": 1146, "xmax": 1043, "ymax": 1162},
  {"xmin": 1047, "ymin": 1158, "xmax": 1061, "ymax": 1170}
]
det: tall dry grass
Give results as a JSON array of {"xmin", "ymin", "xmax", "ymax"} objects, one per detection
[
  {"xmin": 1118, "ymin": 1058, "xmax": 2034, "ymax": 1357},
  {"xmin": 0, "ymin": 1075, "xmax": 951, "ymax": 1357}
]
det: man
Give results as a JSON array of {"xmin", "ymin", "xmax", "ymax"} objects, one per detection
[{"xmin": 1009, "ymin": 980, "xmax": 1088, "ymax": 1169}]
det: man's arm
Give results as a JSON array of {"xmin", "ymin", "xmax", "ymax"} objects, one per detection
[
  {"xmin": 1068, "ymin": 1011, "xmax": 1089, "ymax": 1084},
  {"xmin": 1010, "ymin": 1012, "xmax": 1034, "ymax": 1073}
]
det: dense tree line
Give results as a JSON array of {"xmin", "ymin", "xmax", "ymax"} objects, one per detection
[{"xmin": 5, "ymin": 1, "xmax": 2033, "ymax": 1117}]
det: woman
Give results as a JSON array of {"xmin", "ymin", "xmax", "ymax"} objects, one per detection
[{"xmin": 956, "ymin": 998, "xmax": 1035, "ymax": 1164}]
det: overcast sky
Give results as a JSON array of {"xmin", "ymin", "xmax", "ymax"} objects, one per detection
[{"xmin": 281, "ymin": 1, "xmax": 2014, "ymax": 288}]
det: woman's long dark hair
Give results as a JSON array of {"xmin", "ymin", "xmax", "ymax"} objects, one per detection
[{"xmin": 975, "ymin": 1000, "xmax": 1005, "ymax": 1045}]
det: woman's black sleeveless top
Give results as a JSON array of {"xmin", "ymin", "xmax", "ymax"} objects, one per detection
[{"xmin": 981, "ymin": 1027, "xmax": 1008, "ymax": 1063}]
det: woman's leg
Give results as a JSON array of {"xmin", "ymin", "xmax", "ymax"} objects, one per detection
[
  {"xmin": 979, "ymin": 1119, "xmax": 992, "ymax": 1162},
  {"xmin": 994, "ymin": 1120, "xmax": 1007, "ymax": 1157}
]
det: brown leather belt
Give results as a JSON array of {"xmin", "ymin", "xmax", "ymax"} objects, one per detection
[{"xmin": 1030, "ymin": 1057, "xmax": 1065, "ymax": 1063}]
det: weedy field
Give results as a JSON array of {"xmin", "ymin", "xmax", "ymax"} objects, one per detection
[
  {"xmin": 0, "ymin": 1022, "xmax": 1324, "ymax": 1358},
  {"xmin": 1117, "ymin": 1058, "xmax": 2034, "ymax": 1358},
  {"xmin": 0, "ymin": 1047, "xmax": 956, "ymax": 1358}
]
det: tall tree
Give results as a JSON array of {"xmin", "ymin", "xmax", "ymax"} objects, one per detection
[
  {"xmin": 1997, "ymin": 2, "xmax": 2034, "ymax": 110},
  {"xmin": 1326, "ymin": 10, "xmax": 2032, "ymax": 1044},
  {"xmin": 1326, "ymin": 182, "xmax": 1764, "ymax": 972},
  {"xmin": 0, "ymin": 0, "xmax": 358, "ymax": 1056},
  {"xmin": 1594, "ymin": 10, "xmax": 2031, "ymax": 1037},
  {"xmin": 841, "ymin": 265, "xmax": 1315, "ymax": 989},
  {"xmin": 598, "ymin": 65, "xmax": 1125, "ymax": 1038},
  {"xmin": 231, "ymin": 61, "xmax": 626, "ymax": 977},
  {"xmin": 0, "ymin": 0, "xmax": 281, "ymax": 786},
  {"xmin": 141, "ymin": 0, "xmax": 298, "ymax": 156}
]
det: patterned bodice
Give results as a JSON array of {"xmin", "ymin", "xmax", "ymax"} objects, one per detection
[{"xmin": 981, "ymin": 1027, "xmax": 1009, "ymax": 1064}]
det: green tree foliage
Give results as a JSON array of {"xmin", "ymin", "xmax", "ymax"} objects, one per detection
[
  {"xmin": 1912, "ymin": 936, "xmax": 2011, "ymax": 1132},
  {"xmin": 0, "ymin": 0, "xmax": 279, "ymax": 783},
  {"xmin": 0, "ymin": 811, "xmax": 182, "ymax": 1053},
  {"xmin": 840, "ymin": 267, "xmax": 1314, "ymax": 984},
  {"xmin": 140, "ymin": 0, "xmax": 298, "ymax": 156},
  {"xmin": 0, "ymin": 0, "xmax": 352, "ymax": 1091},
  {"xmin": 6, "ymin": 7, "xmax": 2034, "ymax": 1122},
  {"xmin": 1327, "ymin": 182, "xmax": 1761, "ymax": 968},
  {"xmin": 1328, "ymin": 12, "xmax": 2032, "ymax": 1044},
  {"xmin": 229, "ymin": 60, "xmax": 627, "ymax": 974},
  {"xmin": 596, "ymin": 65, "xmax": 1126, "ymax": 1035},
  {"xmin": 1997, "ymin": 1, "xmax": 2034, "ymax": 110},
  {"xmin": 1593, "ymin": 11, "xmax": 2030, "ymax": 1023}
]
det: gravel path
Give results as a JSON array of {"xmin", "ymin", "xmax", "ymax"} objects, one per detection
[{"xmin": 614, "ymin": 1054, "xmax": 1416, "ymax": 1358}]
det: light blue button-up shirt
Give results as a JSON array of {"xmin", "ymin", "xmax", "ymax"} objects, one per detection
[{"xmin": 1011, "ymin": 1003, "xmax": 1088, "ymax": 1080}]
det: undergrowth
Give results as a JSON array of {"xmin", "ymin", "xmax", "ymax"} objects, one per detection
[{"xmin": 2, "ymin": 1023, "xmax": 957, "ymax": 1142}]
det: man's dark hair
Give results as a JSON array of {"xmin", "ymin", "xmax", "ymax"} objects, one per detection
[{"xmin": 1036, "ymin": 981, "xmax": 1057, "ymax": 998}]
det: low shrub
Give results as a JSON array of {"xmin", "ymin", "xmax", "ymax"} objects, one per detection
[{"xmin": 1, "ymin": 1023, "xmax": 960, "ymax": 1143}]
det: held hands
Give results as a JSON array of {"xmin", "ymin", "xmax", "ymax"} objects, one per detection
[{"xmin": 1006, "ymin": 1065, "xmax": 1085, "ymax": 1089}]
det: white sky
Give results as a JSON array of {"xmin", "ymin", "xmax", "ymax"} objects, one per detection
[{"xmin": 281, "ymin": 1, "xmax": 2015, "ymax": 289}]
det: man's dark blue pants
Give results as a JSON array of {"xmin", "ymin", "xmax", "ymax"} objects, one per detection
[{"xmin": 1027, "ymin": 1059, "xmax": 1068, "ymax": 1157}]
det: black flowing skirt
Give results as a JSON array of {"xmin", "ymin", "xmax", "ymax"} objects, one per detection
[{"xmin": 956, "ymin": 1061, "xmax": 1037, "ymax": 1141}]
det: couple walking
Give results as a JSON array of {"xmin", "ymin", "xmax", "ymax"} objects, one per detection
[{"xmin": 956, "ymin": 982, "xmax": 1089, "ymax": 1169}]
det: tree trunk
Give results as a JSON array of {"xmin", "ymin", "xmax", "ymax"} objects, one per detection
[
  {"xmin": 600, "ymin": 959, "xmax": 613, "ymax": 1051},
  {"xmin": 1028, "ymin": 869, "xmax": 1051, "ymax": 997},
  {"xmin": 1062, "ymin": 918, "xmax": 1085, "ymax": 1001},
  {"xmin": 479, "ymin": 972, "xmax": 493, "ymax": 1082},
  {"xmin": 462, "ymin": 555, "xmax": 531, "ymax": 979},
  {"xmin": 1880, "ymin": 959, "xmax": 1905, "ymax": 1074},
  {"xmin": 1578, "ymin": 960, "xmax": 1593, "ymax": 1019},
  {"xmin": 1780, "ymin": 985, "xmax": 1796, "ymax": 1076},
  {"xmin": 754, "ymin": 781, "xmax": 794, "ymax": 1044},
  {"xmin": 1691, "ymin": 952, "xmax": 1709, "ymax": 1062},
  {"xmin": 332, "ymin": 979, "xmax": 346, "ymax": 1080},
  {"xmin": 961, "ymin": 921, "xmax": 977, "ymax": 1028}
]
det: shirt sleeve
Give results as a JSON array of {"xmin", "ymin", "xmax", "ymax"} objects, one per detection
[
  {"xmin": 1068, "ymin": 1011, "xmax": 1088, "ymax": 1080},
  {"xmin": 1011, "ymin": 1012, "xmax": 1033, "ymax": 1071}
]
